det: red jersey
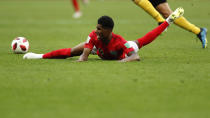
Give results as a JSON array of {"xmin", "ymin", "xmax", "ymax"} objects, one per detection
[{"xmin": 84, "ymin": 31, "xmax": 134, "ymax": 60}]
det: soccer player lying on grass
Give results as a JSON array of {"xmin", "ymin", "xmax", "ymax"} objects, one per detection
[{"xmin": 23, "ymin": 7, "xmax": 184, "ymax": 62}]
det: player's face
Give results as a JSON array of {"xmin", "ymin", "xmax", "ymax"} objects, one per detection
[{"xmin": 96, "ymin": 24, "xmax": 112, "ymax": 41}]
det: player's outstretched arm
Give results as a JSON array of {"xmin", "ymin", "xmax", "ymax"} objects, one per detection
[
  {"xmin": 119, "ymin": 51, "xmax": 140, "ymax": 62},
  {"xmin": 77, "ymin": 48, "xmax": 91, "ymax": 62}
]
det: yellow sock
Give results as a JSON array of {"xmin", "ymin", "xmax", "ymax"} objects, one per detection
[
  {"xmin": 174, "ymin": 16, "xmax": 200, "ymax": 35},
  {"xmin": 133, "ymin": 0, "xmax": 165, "ymax": 23}
]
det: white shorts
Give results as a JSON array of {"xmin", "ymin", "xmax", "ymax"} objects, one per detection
[
  {"xmin": 128, "ymin": 41, "xmax": 139, "ymax": 53},
  {"xmin": 91, "ymin": 41, "xmax": 139, "ymax": 54},
  {"xmin": 91, "ymin": 46, "xmax": 97, "ymax": 55}
]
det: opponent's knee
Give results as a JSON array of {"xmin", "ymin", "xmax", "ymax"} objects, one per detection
[
  {"xmin": 161, "ymin": 11, "xmax": 171, "ymax": 18},
  {"xmin": 133, "ymin": 0, "xmax": 141, "ymax": 3}
]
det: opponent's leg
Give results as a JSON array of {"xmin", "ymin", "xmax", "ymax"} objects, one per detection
[
  {"xmin": 132, "ymin": 0, "xmax": 165, "ymax": 23},
  {"xmin": 174, "ymin": 17, "xmax": 207, "ymax": 48},
  {"xmin": 155, "ymin": 2, "xmax": 172, "ymax": 18},
  {"xmin": 156, "ymin": 3, "xmax": 200, "ymax": 34},
  {"xmin": 156, "ymin": 2, "xmax": 207, "ymax": 48},
  {"xmin": 197, "ymin": 28, "xmax": 207, "ymax": 48},
  {"xmin": 135, "ymin": 7, "xmax": 184, "ymax": 48}
]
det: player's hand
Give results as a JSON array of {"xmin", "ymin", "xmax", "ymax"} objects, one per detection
[
  {"xmin": 76, "ymin": 59, "xmax": 86, "ymax": 62},
  {"xmin": 118, "ymin": 59, "xmax": 127, "ymax": 62}
]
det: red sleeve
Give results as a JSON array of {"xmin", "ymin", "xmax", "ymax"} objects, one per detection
[
  {"xmin": 84, "ymin": 31, "xmax": 96, "ymax": 50},
  {"xmin": 118, "ymin": 36, "xmax": 134, "ymax": 55}
]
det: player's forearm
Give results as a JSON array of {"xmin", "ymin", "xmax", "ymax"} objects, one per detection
[
  {"xmin": 119, "ymin": 53, "xmax": 140, "ymax": 62},
  {"xmin": 77, "ymin": 48, "xmax": 91, "ymax": 62},
  {"xmin": 77, "ymin": 55, "xmax": 88, "ymax": 62}
]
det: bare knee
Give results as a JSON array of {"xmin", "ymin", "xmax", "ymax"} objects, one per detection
[
  {"xmin": 71, "ymin": 42, "xmax": 85, "ymax": 56},
  {"xmin": 156, "ymin": 3, "xmax": 173, "ymax": 18},
  {"xmin": 71, "ymin": 48, "xmax": 83, "ymax": 56},
  {"xmin": 132, "ymin": 0, "xmax": 141, "ymax": 3},
  {"xmin": 161, "ymin": 11, "xmax": 171, "ymax": 18}
]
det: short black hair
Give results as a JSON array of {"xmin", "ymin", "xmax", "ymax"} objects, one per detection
[{"xmin": 98, "ymin": 16, "xmax": 114, "ymax": 29}]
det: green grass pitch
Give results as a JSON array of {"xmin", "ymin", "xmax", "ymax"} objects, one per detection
[{"xmin": 0, "ymin": 0, "xmax": 210, "ymax": 118}]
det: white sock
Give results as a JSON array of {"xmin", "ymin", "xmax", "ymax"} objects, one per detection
[
  {"xmin": 166, "ymin": 17, "xmax": 173, "ymax": 25},
  {"xmin": 23, "ymin": 52, "xmax": 44, "ymax": 59},
  {"xmin": 35, "ymin": 54, "xmax": 43, "ymax": 59}
]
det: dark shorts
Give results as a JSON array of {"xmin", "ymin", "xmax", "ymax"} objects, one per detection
[{"xmin": 149, "ymin": 0, "xmax": 167, "ymax": 8}]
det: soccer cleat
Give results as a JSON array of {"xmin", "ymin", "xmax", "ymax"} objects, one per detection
[
  {"xmin": 197, "ymin": 28, "xmax": 208, "ymax": 48},
  {"xmin": 73, "ymin": 11, "xmax": 82, "ymax": 19},
  {"xmin": 23, "ymin": 52, "xmax": 43, "ymax": 59},
  {"xmin": 167, "ymin": 7, "xmax": 184, "ymax": 23}
]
